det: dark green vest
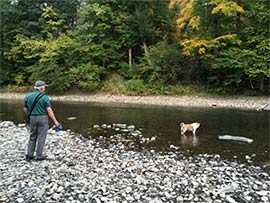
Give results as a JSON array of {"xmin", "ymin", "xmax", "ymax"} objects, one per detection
[{"xmin": 24, "ymin": 90, "xmax": 51, "ymax": 115}]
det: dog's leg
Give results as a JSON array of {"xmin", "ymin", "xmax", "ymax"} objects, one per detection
[{"xmin": 192, "ymin": 128, "xmax": 197, "ymax": 136}]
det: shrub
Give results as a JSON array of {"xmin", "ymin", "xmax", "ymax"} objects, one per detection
[
  {"xmin": 102, "ymin": 74, "xmax": 127, "ymax": 94},
  {"xmin": 126, "ymin": 79, "xmax": 146, "ymax": 94},
  {"xmin": 70, "ymin": 62, "xmax": 104, "ymax": 91}
]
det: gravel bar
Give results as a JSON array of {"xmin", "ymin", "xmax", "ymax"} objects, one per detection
[
  {"xmin": 0, "ymin": 121, "xmax": 269, "ymax": 203},
  {"xmin": 0, "ymin": 92, "xmax": 269, "ymax": 110}
]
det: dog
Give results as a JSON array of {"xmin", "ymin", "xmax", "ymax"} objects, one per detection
[{"xmin": 180, "ymin": 122, "xmax": 200, "ymax": 135}]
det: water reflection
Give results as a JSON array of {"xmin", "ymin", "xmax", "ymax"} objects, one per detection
[
  {"xmin": 180, "ymin": 135, "xmax": 199, "ymax": 147},
  {"xmin": 0, "ymin": 99, "xmax": 269, "ymax": 165}
]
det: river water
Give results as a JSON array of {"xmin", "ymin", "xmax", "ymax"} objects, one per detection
[{"xmin": 0, "ymin": 99, "xmax": 269, "ymax": 166}]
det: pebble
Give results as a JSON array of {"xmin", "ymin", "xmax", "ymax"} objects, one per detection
[
  {"xmin": 0, "ymin": 121, "xmax": 269, "ymax": 203},
  {"xmin": 0, "ymin": 92, "xmax": 269, "ymax": 110},
  {"xmin": 17, "ymin": 198, "xmax": 24, "ymax": 203},
  {"xmin": 262, "ymin": 196, "xmax": 269, "ymax": 202},
  {"xmin": 226, "ymin": 195, "xmax": 237, "ymax": 203},
  {"xmin": 257, "ymin": 191, "xmax": 269, "ymax": 196},
  {"xmin": 245, "ymin": 195, "xmax": 252, "ymax": 201}
]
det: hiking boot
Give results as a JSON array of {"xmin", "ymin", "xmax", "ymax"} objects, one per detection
[
  {"xmin": 25, "ymin": 155, "xmax": 34, "ymax": 162},
  {"xmin": 35, "ymin": 156, "xmax": 47, "ymax": 161}
]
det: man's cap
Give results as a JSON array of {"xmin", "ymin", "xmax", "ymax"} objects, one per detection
[{"xmin": 34, "ymin": 80, "xmax": 48, "ymax": 87}]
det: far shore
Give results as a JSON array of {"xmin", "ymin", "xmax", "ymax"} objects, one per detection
[{"xmin": 0, "ymin": 92, "xmax": 269, "ymax": 110}]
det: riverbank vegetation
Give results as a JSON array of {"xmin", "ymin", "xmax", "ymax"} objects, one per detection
[{"xmin": 1, "ymin": 0, "xmax": 269, "ymax": 95}]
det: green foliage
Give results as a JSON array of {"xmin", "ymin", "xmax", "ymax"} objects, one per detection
[
  {"xmin": 146, "ymin": 83, "xmax": 205, "ymax": 95},
  {"xmin": 72, "ymin": 2, "xmax": 128, "ymax": 71},
  {"xmin": 28, "ymin": 63, "xmax": 72, "ymax": 92},
  {"xmin": 27, "ymin": 34, "xmax": 75, "ymax": 91},
  {"xmin": 0, "ymin": 0, "xmax": 21, "ymax": 85},
  {"xmin": 211, "ymin": 1, "xmax": 270, "ymax": 91},
  {"xmin": 139, "ymin": 41, "xmax": 183, "ymax": 84},
  {"xmin": 14, "ymin": 74, "xmax": 24, "ymax": 85},
  {"xmin": 102, "ymin": 74, "xmax": 127, "ymax": 94},
  {"xmin": 0, "ymin": 0, "xmax": 269, "ymax": 95},
  {"xmin": 40, "ymin": 6, "xmax": 64, "ymax": 39},
  {"xmin": 0, "ymin": 67, "xmax": 10, "ymax": 84},
  {"xmin": 126, "ymin": 0, "xmax": 173, "ymax": 44},
  {"xmin": 211, "ymin": 48, "xmax": 245, "ymax": 87},
  {"xmin": 126, "ymin": 79, "xmax": 146, "ymax": 94},
  {"xmin": 70, "ymin": 62, "xmax": 103, "ymax": 91},
  {"xmin": 0, "ymin": 84, "xmax": 31, "ymax": 92}
]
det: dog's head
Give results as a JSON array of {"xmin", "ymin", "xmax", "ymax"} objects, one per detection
[{"xmin": 180, "ymin": 122, "xmax": 185, "ymax": 134}]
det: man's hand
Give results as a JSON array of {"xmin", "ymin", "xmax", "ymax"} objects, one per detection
[{"xmin": 54, "ymin": 121, "xmax": 60, "ymax": 127}]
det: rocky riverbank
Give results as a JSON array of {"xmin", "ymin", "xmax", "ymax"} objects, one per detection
[
  {"xmin": 0, "ymin": 92, "xmax": 269, "ymax": 110},
  {"xmin": 0, "ymin": 121, "xmax": 269, "ymax": 203}
]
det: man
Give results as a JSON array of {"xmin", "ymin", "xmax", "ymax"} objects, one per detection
[{"xmin": 23, "ymin": 80, "xmax": 60, "ymax": 161}]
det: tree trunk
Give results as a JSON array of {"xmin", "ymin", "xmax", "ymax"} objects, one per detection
[
  {"xmin": 143, "ymin": 41, "xmax": 152, "ymax": 66},
  {"xmin": 128, "ymin": 47, "xmax": 132, "ymax": 69},
  {"xmin": 259, "ymin": 74, "xmax": 265, "ymax": 91},
  {"xmin": 249, "ymin": 79, "xmax": 254, "ymax": 89}
]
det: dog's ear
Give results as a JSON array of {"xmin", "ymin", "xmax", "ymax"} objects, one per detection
[{"xmin": 180, "ymin": 122, "xmax": 184, "ymax": 126}]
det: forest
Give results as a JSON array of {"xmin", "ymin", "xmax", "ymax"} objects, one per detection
[{"xmin": 0, "ymin": 0, "xmax": 269, "ymax": 95}]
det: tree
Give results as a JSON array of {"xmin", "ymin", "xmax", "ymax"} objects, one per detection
[
  {"xmin": 213, "ymin": 0, "xmax": 270, "ymax": 91},
  {"xmin": 5, "ymin": 5, "xmax": 75, "ymax": 90},
  {"xmin": 27, "ymin": 34, "xmax": 75, "ymax": 91},
  {"xmin": 0, "ymin": 0, "xmax": 22, "ymax": 84},
  {"xmin": 1, "ymin": 0, "xmax": 268, "ymax": 94},
  {"xmin": 170, "ymin": 0, "xmax": 243, "ymax": 58},
  {"xmin": 139, "ymin": 41, "xmax": 184, "ymax": 85},
  {"xmin": 39, "ymin": 5, "xmax": 64, "ymax": 39},
  {"xmin": 73, "ymin": 3, "xmax": 126, "ymax": 66},
  {"xmin": 1, "ymin": 0, "xmax": 80, "ymax": 86},
  {"xmin": 125, "ymin": 0, "xmax": 174, "ymax": 65},
  {"xmin": 170, "ymin": 0, "xmax": 269, "ymax": 92}
]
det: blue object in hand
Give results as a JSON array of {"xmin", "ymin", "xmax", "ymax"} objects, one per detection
[{"xmin": 55, "ymin": 124, "xmax": 63, "ymax": 132}]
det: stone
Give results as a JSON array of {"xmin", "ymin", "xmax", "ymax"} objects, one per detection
[
  {"xmin": 17, "ymin": 198, "xmax": 24, "ymax": 203},
  {"xmin": 0, "ymin": 121, "xmax": 269, "ymax": 203},
  {"xmin": 78, "ymin": 194, "xmax": 84, "ymax": 201},
  {"xmin": 261, "ymin": 196, "xmax": 269, "ymax": 202},
  {"xmin": 125, "ymin": 186, "xmax": 132, "ymax": 193},
  {"xmin": 244, "ymin": 195, "xmax": 252, "ymax": 201},
  {"xmin": 52, "ymin": 193, "xmax": 61, "ymax": 200},
  {"xmin": 257, "ymin": 191, "xmax": 269, "ymax": 196},
  {"xmin": 226, "ymin": 195, "xmax": 237, "ymax": 203},
  {"xmin": 35, "ymin": 188, "xmax": 45, "ymax": 197}
]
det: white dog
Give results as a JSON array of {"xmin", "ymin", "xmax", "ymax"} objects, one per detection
[{"xmin": 180, "ymin": 122, "xmax": 200, "ymax": 135}]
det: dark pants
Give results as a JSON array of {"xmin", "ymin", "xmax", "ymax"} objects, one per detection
[{"xmin": 27, "ymin": 115, "xmax": 48, "ymax": 159}]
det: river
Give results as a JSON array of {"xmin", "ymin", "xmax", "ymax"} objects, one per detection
[{"xmin": 0, "ymin": 99, "xmax": 269, "ymax": 166}]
